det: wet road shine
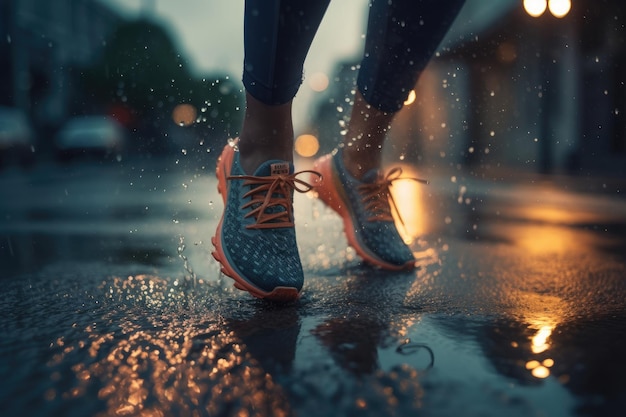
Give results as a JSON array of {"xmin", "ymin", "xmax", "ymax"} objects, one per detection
[{"xmin": 1, "ymin": 160, "xmax": 625, "ymax": 417}]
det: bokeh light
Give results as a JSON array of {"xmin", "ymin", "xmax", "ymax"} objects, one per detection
[
  {"xmin": 308, "ymin": 72, "xmax": 330, "ymax": 92},
  {"xmin": 524, "ymin": 0, "xmax": 570, "ymax": 18},
  {"xmin": 388, "ymin": 164, "xmax": 427, "ymax": 244},
  {"xmin": 526, "ymin": 357, "xmax": 555, "ymax": 379},
  {"xmin": 497, "ymin": 42, "xmax": 517, "ymax": 63},
  {"xmin": 403, "ymin": 90, "xmax": 416, "ymax": 106},
  {"xmin": 294, "ymin": 134, "xmax": 320, "ymax": 157},
  {"xmin": 172, "ymin": 103, "xmax": 197, "ymax": 126},
  {"xmin": 523, "ymin": 0, "xmax": 547, "ymax": 17},
  {"xmin": 548, "ymin": 0, "xmax": 571, "ymax": 18}
]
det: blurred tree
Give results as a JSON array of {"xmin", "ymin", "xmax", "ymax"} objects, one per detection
[{"xmin": 82, "ymin": 19, "xmax": 242, "ymax": 155}]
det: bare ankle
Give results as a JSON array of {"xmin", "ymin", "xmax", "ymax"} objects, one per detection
[
  {"xmin": 237, "ymin": 93, "xmax": 294, "ymax": 173},
  {"xmin": 342, "ymin": 144, "xmax": 382, "ymax": 179},
  {"xmin": 340, "ymin": 90, "xmax": 393, "ymax": 178},
  {"xmin": 238, "ymin": 140, "xmax": 293, "ymax": 174}
]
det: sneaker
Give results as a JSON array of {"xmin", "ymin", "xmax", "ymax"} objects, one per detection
[
  {"xmin": 211, "ymin": 140, "xmax": 318, "ymax": 301},
  {"xmin": 311, "ymin": 149, "xmax": 425, "ymax": 270}
]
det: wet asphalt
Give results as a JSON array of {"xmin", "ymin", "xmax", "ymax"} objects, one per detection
[{"xmin": 1, "ymin": 156, "xmax": 625, "ymax": 417}]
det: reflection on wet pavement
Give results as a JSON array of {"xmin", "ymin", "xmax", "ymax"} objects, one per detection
[{"xmin": 1, "ymin": 161, "xmax": 625, "ymax": 416}]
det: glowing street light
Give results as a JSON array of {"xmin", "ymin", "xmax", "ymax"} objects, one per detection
[
  {"xmin": 522, "ymin": 0, "xmax": 572, "ymax": 173},
  {"xmin": 548, "ymin": 0, "xmax": 571, "ymax": 18},
  {"xmin": 523, "ymin": 0, "xmax": 547, "ymax": 17},
  {"xmin": 524, "ymin": 0, "xmax": 571, "ymax": 18}
]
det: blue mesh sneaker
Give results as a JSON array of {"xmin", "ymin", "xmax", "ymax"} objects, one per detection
[
  {"xmin": 212, "ymin": 140, "xmax": 318, "ymax": 301},
  {"xmin": 311, "ymin": 149, "xmax": 426, "ymax": 270}
]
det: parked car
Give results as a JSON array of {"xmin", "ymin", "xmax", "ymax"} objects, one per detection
[
  {"xmin": 0, "ymin": 106, "xmax": 35, "ymax": 169},
  {"xmin": 55, "ymin": 116, "xmax": 126, "ymax": 161}
]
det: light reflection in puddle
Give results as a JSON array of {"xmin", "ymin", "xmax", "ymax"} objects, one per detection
[
  {"xmin": 531, "ymin": 325, "xmax": 553, "ymax": 354},
  {"xmin": 43, "ymin": 271, "xmax": 441, "ymax": 416},
  {"xmin": 508, "ymin": 292, "xmax": 565, "ymax": 382},
  {"xmin": 48, "ymin": 274, "xmax": 292, "ymax": 417}
]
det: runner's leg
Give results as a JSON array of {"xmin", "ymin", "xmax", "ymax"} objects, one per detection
[
  {"xmin": 342, "ymin": 0, "xmax": 466, "ymax": 177},
  {"xmin": 240, "ymin": 0, "xmax": 331, "ymax": 173}
]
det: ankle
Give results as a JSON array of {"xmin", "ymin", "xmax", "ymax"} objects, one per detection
[
  {"xmin": 339, "ymin": 91, "xmax": 393, "ymax": 179},
  {"xmin": 238, "ymin": 140, "xmax": 293, "ymax": 174},
  {"xmin": 341, "ymin": 145, "xmax": 382, "ymax": 179},
  {"xmin": 237, "ymin": 92, "xmax": 294, "ymax": 173}
]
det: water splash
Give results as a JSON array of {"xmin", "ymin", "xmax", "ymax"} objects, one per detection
[{"xmin": 177, "ymin": 235, "xmax": 197, "ymax": 288}]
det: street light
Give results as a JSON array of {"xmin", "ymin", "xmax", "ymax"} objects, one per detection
[
  {"xmin": 548, "ymin": 0, "xmax": 571, "ymax": 18},
  {"xmin": 524, "ymin": 0, "xmax": 571, "ymax": 18},
  {"xmin": 523, "ymin": 0, "xmax": 572, "ymax": 173},
  {"xmin": 523, "ymin": 0, "xmax": 547, "ymax": 17}
]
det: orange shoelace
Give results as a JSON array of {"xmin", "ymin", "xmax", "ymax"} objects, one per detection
[
  {"xmin": 228, "ymin": 171, "xmax": 322, "ymax": 229},
  {"xmin": 357, "ymin": 167, "xmax": 428, "ymax": 225}
]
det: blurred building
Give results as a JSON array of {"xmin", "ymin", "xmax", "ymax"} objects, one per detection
[
  {"xmin": 308, "ymin": 0, "xmax": 626, "ymax": 178},
  {"xmin": 0, "ymin": 0, "xmax": 122, "ymax": 151}
]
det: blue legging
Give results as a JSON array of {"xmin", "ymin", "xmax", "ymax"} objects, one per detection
[{"xmin": 243, "ymin": 0, "xmax": 466, "ymax": 113}]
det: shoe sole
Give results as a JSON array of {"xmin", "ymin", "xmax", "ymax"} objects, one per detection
[
  {"xmin": 211, "ymin": 143, "xmax": 301, "ymax": 302},
  {"xmin": 312, "ymin": 154, "xmax": 416, "ymax": 271}
]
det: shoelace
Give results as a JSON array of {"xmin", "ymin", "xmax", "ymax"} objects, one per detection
[
  {"xmin": 357, "ymin": 167, "xmax": 428, "ymax": 225},
  {"xmin": 229, "ymin": 171, "xmax": 322, "ymax": 229}
]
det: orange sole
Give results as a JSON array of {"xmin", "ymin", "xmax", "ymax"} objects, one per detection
[
  {"xmin": 312, "ymin": 154, "xmax": 416, "ymax": 271},
  {"xmin": 211, "ymin": 142, "xmax": 300, "ymax": 302}
]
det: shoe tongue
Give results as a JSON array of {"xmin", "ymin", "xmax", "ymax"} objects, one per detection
[{"xmin": 253, "ymin": 160, "xmax": 293, "ymax": 177}]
